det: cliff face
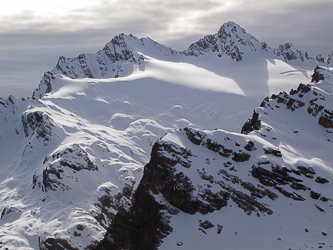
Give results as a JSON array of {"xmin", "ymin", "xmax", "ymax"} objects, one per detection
[
  {"xmin": 95, "ymin": 142, "xmax": 175, "ymax": 250},
  {"xmin": 96, "ymin": 122, "xmax": 333, "ymax": 249}
]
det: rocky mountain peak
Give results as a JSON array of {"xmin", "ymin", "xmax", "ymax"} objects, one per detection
[
  {"xmin": 274, "ymin": 41, "xmax": 305, "ymax": 62},
  {"xmin": 183, "ymin": 21, "xmax": 262, "ymax": 60},
  {"xmin": 217, "ymin": 21, "xmax": 248, "ymax": 37}
]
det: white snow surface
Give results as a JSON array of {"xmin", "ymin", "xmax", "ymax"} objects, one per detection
[{"xmin": 0, "ymin": 22, "xmax": 331, "ymax": 249}]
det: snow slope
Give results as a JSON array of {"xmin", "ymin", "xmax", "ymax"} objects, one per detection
[{"xmin": 0, "ymin": 21, "xmax": 332, "ymax": 249}]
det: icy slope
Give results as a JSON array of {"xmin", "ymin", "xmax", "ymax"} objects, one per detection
[
  {"xmin": 98, "ymin": 69, "xmax": 333, "ymax": 250},
  {"xmin": 0, "ymin": 21, "xmax": 332, "ymax": 249}
]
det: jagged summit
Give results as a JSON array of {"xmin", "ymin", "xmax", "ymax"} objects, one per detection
[
  {"xmin": 53, "ymin": 34, "xmax": 138, "ymax": 79},
  {"xmin": 52, "ymin": 33, "xmax": 177, "ymax": 80},
  {"xmin": 32, "ymin": 21, "xmax": 332, "ymax": 99},
  {"xmin": 184, "ymin": 22, "xmax": 313, "ymax": 64},
  {"xmin": 183, "ymin": 21, "xmax": 263, "ymax": 60},
  {"xmin": 217, "ymin": 21, "xmax": 260, "ymax": 45},
  {"xmin": 274, "ymin": 41, "xmax": 305, "ymax": 62},
  {"xmin": 218, "ymin": 21, "xmax": 244, "ymax": 33},
  {"xmin": 32, "ymin": 33, "xmax": 179, "ymax": 98}
]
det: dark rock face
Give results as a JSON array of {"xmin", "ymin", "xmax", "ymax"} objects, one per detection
[
  {"xmin": 54, "ymin": 34, "xmax": 136, "ymax": 80},
  {"xmin": 32, "ymin": 71, "xmax": 55, "ymax": 99},
  {"xmin": 95, "ymin": 143, "xmax": 174, "ymax": 250},
  {"xmin": 94, "ymin": 183, "xmax": 134, "ymax": 228},
  {"xmin": 96, "ymin": 128, "xmax": 287, "ymax": 249},
  {"xmin": 311, "ymin": 66, "xmax": 325, "ymax": 83},
  {"xmin": 244, "ymin": 140, "xmax": 256, "ymax": 151},
  {"xmin": 39, "ymin": 238, "xmax": 78, "ymax": 250},
  {"xmin": 251, "ymin": 164, "xmax": 303, "ymax": 187},
  {"xmin": 143, "ymin": 138, "xmax": 231, "ymax": 215},
  {"xmin": 263, "ymin": 147, "xmax": 282, "ymax": 157},
  {"xmin": 259, "ymin": 80, "xmax": 333, "ymax": 132},
  {"xmin": 33, "ymin": 144, "xmax": 98, "ymax": 192},
  {"xmin": 96, "ymin": 190, "xmax": 172, "ymax": 250},
  {"xmin": 183, "ymin": 21, "xmax": 257, "ymax": 61},
  {"xmin": 251, "ymin": 164, "xmax": 331, "ymax": 202},
  {"xmin": 318, "ymin": 109, "xmax": 333, "ymax": 129},
  {"xmin": 95, "ymin": 120, "xmax": 333, "ymax": 249},
  {"xmin": 21, "ymin": 111, "xmax": 53, "ymax": 142},
  {"xmin": 315, "ymin": 176, "xmax": 329, "ymax": 184},
  {"xmin": 274, "ymin": 42, "xmax": 304, "ymax": 62},
  {"xmin": 261, "ymin": 91, "xmax": 305, "ymax": 111},
  {"xmin": 232, "ymin": 151, "xmax": 251, "ymax": 162},
  {"xmin": 241, "ymin": 110, "xmax": 261, "ymax": 134}
]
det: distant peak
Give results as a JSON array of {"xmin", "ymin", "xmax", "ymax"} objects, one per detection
[
  {"xmin": 218, "ymin": 21, "xmax": 247, "ymax": 35},
  {"xmin": 222, "ymin": 21, "xmax": 240, "ymax": 28},
  {"xmin": 279, "ymin": 41, "xmax": 294, "ymax": 49}
]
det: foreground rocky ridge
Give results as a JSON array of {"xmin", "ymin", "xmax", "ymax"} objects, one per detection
[{"xmin": 97, "ymin": 77, "xmax": 333, "ymax": 249}]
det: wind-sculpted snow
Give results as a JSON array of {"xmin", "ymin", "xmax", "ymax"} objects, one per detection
[{"xmin": 0, "ymin": 22, "xmax": 333, "ymax": 249}]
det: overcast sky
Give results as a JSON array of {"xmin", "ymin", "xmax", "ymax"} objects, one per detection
[{"xmin": 1, "ymin": 0, "xmax": 333, "ymax": 98}]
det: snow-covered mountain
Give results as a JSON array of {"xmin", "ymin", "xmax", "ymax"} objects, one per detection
[
  {"xmin": 33, "ymin": 21, "xmax": 332, "ymax": 100},
  {"xmin": 0, "ymin": 21, "xmax": 332, "ymax": 249}
]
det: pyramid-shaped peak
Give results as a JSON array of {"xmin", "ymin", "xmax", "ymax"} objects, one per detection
[
  {"xmin": 218, "ymin": 21, "xmax": 248, "ymax": 35},
  {"xmin": 183, "ymin": 21, "xmax": 263, "ymax": 60}
]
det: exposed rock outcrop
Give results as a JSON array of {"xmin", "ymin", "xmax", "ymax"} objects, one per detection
[
  {"xmin": 183, "ymin": 21, "xmax": 262, "ymax": 61},
  {"xmin": 312, "ymin": 66, "xmax": 327, "ymax": 83},
  {"xmin": 259, "ymin": 77, "xmax": 333, "ymax": 132},
  {"xmin": 274, "ymin": 42, "xmax": 305, "ymax": 62},
  {"xmin": 33, "ymin": 144, "xmax": 98, "ymax": 192},
  {"xmin": 241, "ymin": 110, "xmax": 261, "ymax": 134},
  {"xmin": 96, "ymin": 128, "xmax": 293, "ymax": 249},
  {"xmin": 21, "ymin": 111, "xmax": 54, "ymax": 142}
]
